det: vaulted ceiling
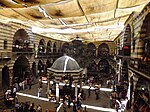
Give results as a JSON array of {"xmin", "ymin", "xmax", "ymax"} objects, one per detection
[{"xmin": 0, "ymin": 0, "xmax": 149, "ymax": 42}]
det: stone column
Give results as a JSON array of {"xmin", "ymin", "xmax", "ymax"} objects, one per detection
[
  {"xmin": 56, "ymin": 82, "xmax": 59, "ymax": 103},
  {"xmin": 74, "ymin": 82, "xmax": 78, "ymax": 100},
  {"xmin": 47, "ymin": 73, "xmax": 51, "ymax": 94},
  {"xmin": 79, "ymin": 73, "xmax": 82, "ymax": 92}
]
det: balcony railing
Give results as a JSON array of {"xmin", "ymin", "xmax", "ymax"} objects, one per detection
[
  {"xmin": 36, "ymin": 52, "xmax": 63, "ymax": 58},
  {"xmin": 12, "ymin": 47, "xmax": 33, "ymax": 53},
  {"xmin": 118, "ymin": 49, "xmax": 131, "ymax": 56},
  {"xmin": 130, "ymin": 58, "xmax": 150, "ymax": 75}
]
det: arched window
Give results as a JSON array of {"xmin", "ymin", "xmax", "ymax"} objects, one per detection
[
  {"xmin": 62, "ymin": 42, "xmax": 69, "ymax": 54},
  {"xmin": 13, "ymin": 29, "xmax": 29, "ymax": 52},
  {"xmin": 46, "ymin": 40, "xmax": 52, "ymax": 53},
  {"xmin": 98, "ymin": 59, "xmax": 109, "ymax": 74},
  {"xmin": 87, "ymin": 43, "xmax": 96, "ymax": 57},
  {"xmin": 53, "ymin": 42, "xmax": 57, "ymax": 53},
  {"xmin": 13, "ymin": 55, "xmax": 30, "ymax": 82},
  {"xmin": 98, "ymin": 43, "xmax": 109, "ymax": 57},
  {"xmin": 38, "ymin": 39, "xmax": 45, "ymax": 53}
]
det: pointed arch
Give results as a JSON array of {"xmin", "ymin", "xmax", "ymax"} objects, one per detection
[
  {"xmin": 62, "ymin": 42, "xmax": 69, "ymax": 54},
  {"xmin": 12, "ymin": 29, "xmax": 29, "ymax": 52},
  {"xmin": 13, "ymin": 55, "xmax": 30, "ymax": 83},
  {"xmin": 98, "ymin": 59, "xmax": 109, "ymax": 74},
  {"xmin": 87, "ymin": 43, "xmax": 96, "ymax": 57},
  {"xmin": 46, "ymin": 40, "xmax": 52, "ymax": 53},
  {"xmin": 53, "ymin": 42, "xmax": 57, "ymax": 53},
  {"xmin": 98, "ymin": 43, "xmax": 109, "ymax": 57},
  {"xmin": 38, "ymin": 39, "xmax": 46, "ymax": 53}
]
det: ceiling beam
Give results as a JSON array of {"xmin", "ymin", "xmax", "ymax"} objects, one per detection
[{"xmin": 76, "ymin": 0, "xmax": 89, "ymax": 23}]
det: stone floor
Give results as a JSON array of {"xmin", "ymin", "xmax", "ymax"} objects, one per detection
[{"xmin": 1, "ymin": 79, "xmax": 116, "ymax": 112}]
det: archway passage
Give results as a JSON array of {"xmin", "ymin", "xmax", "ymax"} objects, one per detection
[
  {"xmin": 12, "ymin": 29, "xmax": 30, "ymax": 52},
  {"xmin": 87, "ymin": 60, "xmax": 97, "ymax": 77},
  {"xmin": 45, "ymin": 60, "xmax": 53, "ymax": 74},
  {"xmin": 2, "ymin": 66, "xmax": 9, "ymax": 90},
  {"xmin": 61, "ymin": 42, "xmax": 69, "ymax": 55},
  {"xmin": 38, "ymin": 39, "xmax": 45, "ymax": 53},
  {"xmin": 98, "ymin": 59, "xmax": 109, "ymax": 74},
  {"xmin": 134, "ymin": 78, "xmax": 149, "ymax": 112},
  {"xmin": 98, "ymin": 43, "xmax": 109, "ymax": 57},
  {"xmin": 123, "ymin": 24, "xmax": 131, "ymax": 56},
  {"xmin": 32, "ymin": 62, "xmax": 36, "ymax": 78},
  {"xmin": 141, "ymin": 13, "xmax": 150, "ymax": 58},
  {"xmin": 53, "ymin": 42, "xmax": 57, "ymax": 53},
  {"xmin": 46, "ymin": 40, "xmax": 52, "ymax": 54},
  {"xmin": 87, "ymin": 43, "xmax": 96, "ymax": 57},
  {"xmin": 38, "ymin": 60, "xmax": 45, "ymax": 76},
  {"xmin": 13, "ymin": 55, "xmax": 30, "ymax": 83},
  {"xmin": 122, "ymin": 61, "xmax": 128, "ymax": 83}
]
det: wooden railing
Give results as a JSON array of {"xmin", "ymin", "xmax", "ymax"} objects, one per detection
[
  {"xmin": 36, "ymin": 52, "xmax": 63, "ymax": 58},
  {"xmin": 129, "ymin": 58, "xmax": 150, "ymax": 75},
  {"xmin": 12, "ymin": 47, "xmax": 33, "ymax": 53},
  {"xmin": 118, "ymin": 49, "xmax": 130, "ymax": 56}
]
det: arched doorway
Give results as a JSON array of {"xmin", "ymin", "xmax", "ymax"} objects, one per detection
[
  {"xmin": 2, "ymin": 66, "xmax": 9, "ymax": 90},
  {"xmin": 53, "ymin": 42, "xmax": 57, "ymax": 53},
  {"xmin": 38, "ymin": 39, "xmax": 45, "ymax": 53},
  {"xmin": 87, "ymin": 60, "xmax": 97, "ymax": 77},
  {"xmin": 13, "ymin": 55, "xmax": 30, "ymax": 83},
  {"xmin": 98, "ymin": 59, "xmax": 109, "ymax": 74},
  {"xmin": 46, "ymin": 40, "xmax": 52, "ymax": 54},
  {"xmin": 38, "ymin": 60, "xmax": 45, "ymax": 76},
  {"xmin": 61, "ymin": 42, "xmax": 69, "ymax": 55},
  {"xmin": 98, "ymin": 43, "xmax": 109, "ymax": 57},
  {"xmin": 87, "ymin": 43, "xmax": 96, "ymax": 57},
  {"xmin": 12, "ymin": 29, "xmax": 30, "ymax": 52},
  {"xmin": 32, "ymin": 62, "xmax": 36, "ymax": 78},
  {"xmin": 45, "ymin": 60, "xmax": 53, "ymax": 74},
  {"xmin": 122, "ymin": 61, "xmax": 128, "ymax": 83},
  {"xmin": 134, "ymin": 78, "xmax": 149, "ymax": 111},
  {"xmin": 141, "ymin": 13, "xmax": 150, "ymax": 59},
  {"xmin": 123, "ymin": 24, "xmax": 131, "ymax": 56}
]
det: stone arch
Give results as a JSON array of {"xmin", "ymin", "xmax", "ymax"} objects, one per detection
[
  {"xmin": 98, "ymin": 59, "xmax": 109, "ymax": 74},
  {"xmin": 13, "ymin": 55, "xmax": 30, "ymax": 83},
  {"xmin": 2, "ymin": 66, "xmax": 9, "ymax": 89},
  {"xmin": 12, "ymin": 29, "xmax": 29, "ymax": 52},
  {"xmin": 141, "ymin": 13, "xmax": 150, "ymax": 58},
  {"xmin": 123, "ymin": 24, "xmax": 131, "ymax": 55},
  {"xmin": 61, "ymin": 42, "xmax": 69, "ymax": 54},
  {"xmin": 87, "ymin": 43, "xmax": 96, "ymax": 57},
  {"xmin": 32, "ymin": 62, "xmax": 36, "ymax": 78},
  {"xmin": 38, "ymin": 39, "xmax": 46, "ymax": 53},
  {"xmin": 98, "ymin": 43, "xmax": 109, "ymax": 57},
  {"xmin": 38, "ymin": 60, "xmax": 45, "ymax": 76},
  {"xmin": 122, "ymin": 61, "xmax": 128, "ymax": 82},
  {"xmin": 46, "ymin": 40, "xmax": 52, "ymax": 53},
  {"xmin": 134, "ymin": 77, "xmax": 149, "ymax": 111},
  {"xmin": 45, "ymin": 59, "xmax": 53, "ymax": 74},
  {"xmin": 53, "ymin": 42, "xmax": 57, "ymax": 53}
]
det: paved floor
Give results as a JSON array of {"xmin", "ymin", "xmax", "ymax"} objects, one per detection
[{"xmin": 2, "ymin": 79, "xmax": 116, "ymax": 112}]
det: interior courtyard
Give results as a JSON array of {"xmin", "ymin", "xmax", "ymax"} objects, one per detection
[{"xmin": 0, "ymin": 0, "xmax": 150, "ymax": 112}]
